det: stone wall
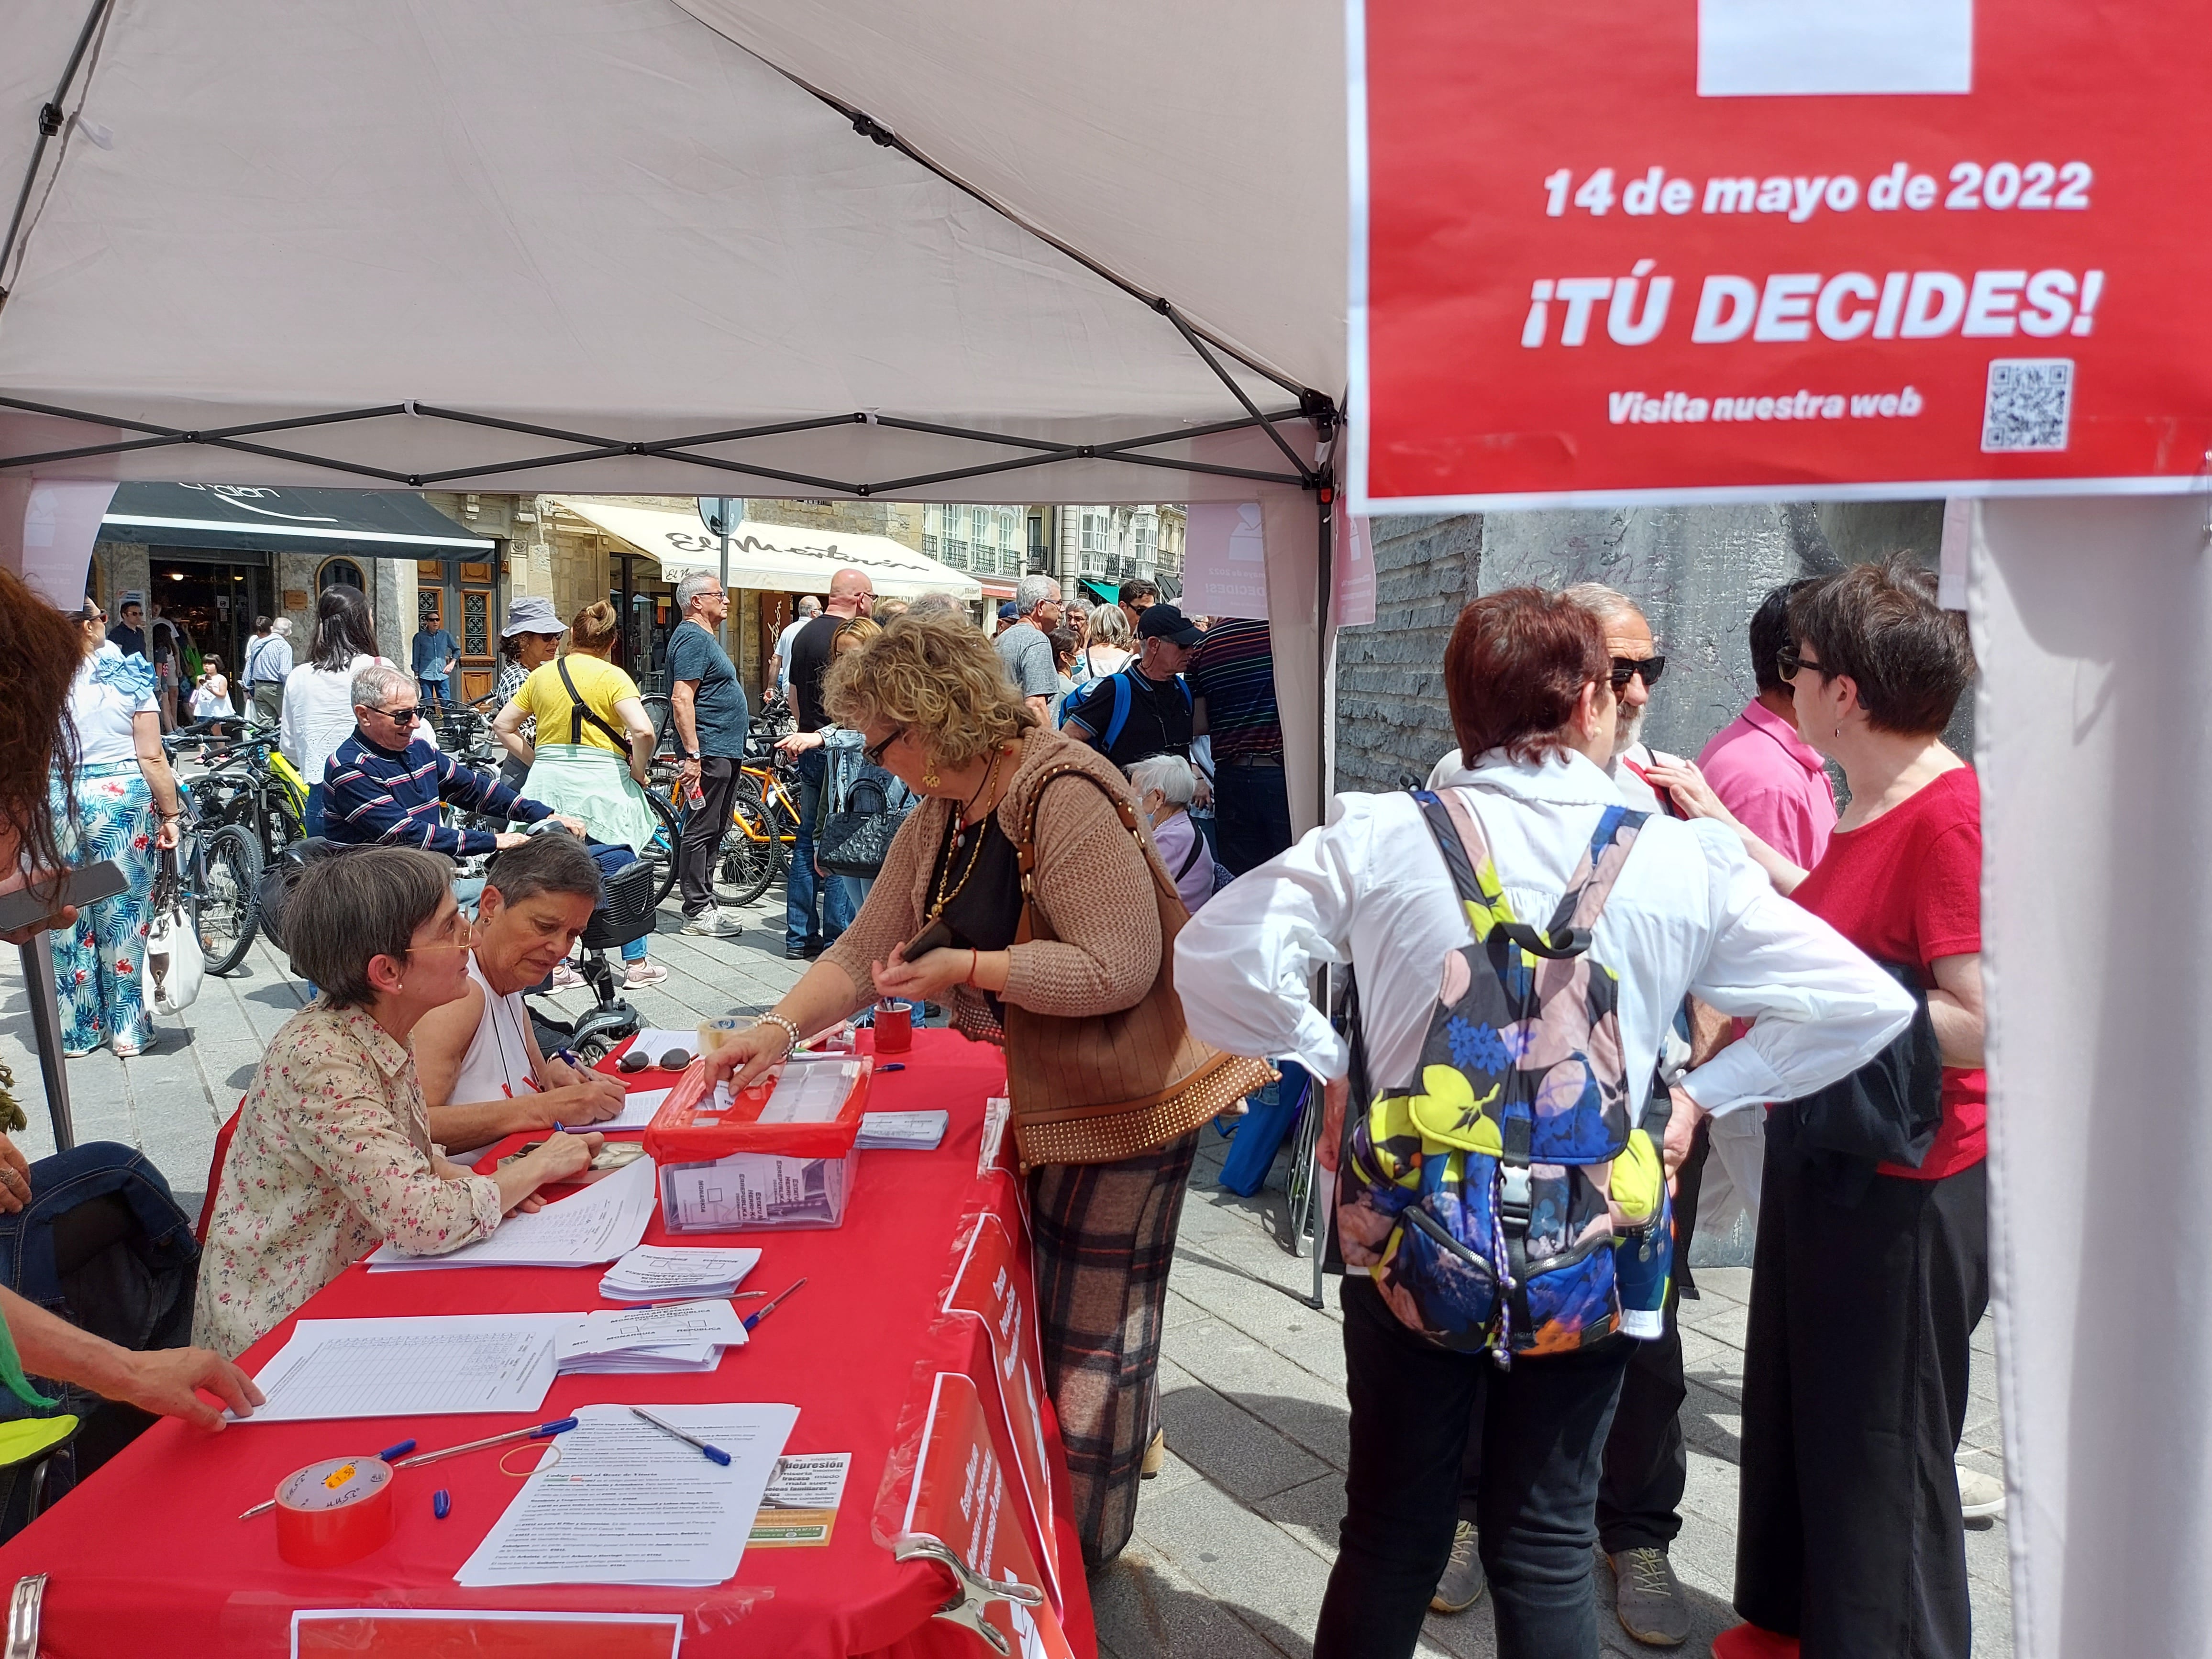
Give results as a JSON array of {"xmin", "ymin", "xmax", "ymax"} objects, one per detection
[{"xmin": 1333, "ymin": 500, "xmax": 1954, "ymax": 795}]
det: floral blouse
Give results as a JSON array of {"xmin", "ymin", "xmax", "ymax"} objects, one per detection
[{"xmin": 192, "ymin": 1002, "xmax": 504, "ymax": 1360}]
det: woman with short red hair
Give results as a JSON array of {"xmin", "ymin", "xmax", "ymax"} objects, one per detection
[{"xmin": 1177, "ymin": 587, "xmax": 1913, "ymax": 1659}]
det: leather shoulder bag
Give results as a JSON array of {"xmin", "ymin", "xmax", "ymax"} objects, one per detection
[{"xmin": 1001, "ymin": 763, "xmax": 1272, "ymax": 1170}]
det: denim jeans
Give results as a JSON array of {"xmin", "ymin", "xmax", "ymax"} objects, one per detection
[
  {"xmin": 785, "ymin": 747, "xmax": 855, "ymax": 951},
  {"xmin": 304, "ymin": 781, "xmax": 327, "ymax": 839},
  {"xmin": 1316, "ymin": 1276, "xmax": 1632, "ymax": 1659},
  {"xmin": 1214, "ymin": 762, "xmax": 1293, "ymax": 876}
]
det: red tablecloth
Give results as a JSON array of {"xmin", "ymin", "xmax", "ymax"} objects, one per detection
[{"xmin": 0, "ymin": 1029, "xmax": 1094, "ymax": 1659}]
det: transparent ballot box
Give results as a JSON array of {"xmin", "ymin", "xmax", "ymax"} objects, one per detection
[{"xmin": 644, "ymin": 1052, "xmax": 873, "ymax": 1234}]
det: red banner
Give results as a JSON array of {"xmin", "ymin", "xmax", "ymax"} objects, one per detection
[
  {"xmin": 1350, "ymin": 0, "xmax": 2212, "ymax": 509},
  {"xmin": 895, "ymin": 1373, "xmax": 1079, "ymax": 1659}
]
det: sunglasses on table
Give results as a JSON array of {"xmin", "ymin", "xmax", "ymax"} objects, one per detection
[{"xmin": 1609, "ymin": 655, "xmax": 1666, "ymax": 689}]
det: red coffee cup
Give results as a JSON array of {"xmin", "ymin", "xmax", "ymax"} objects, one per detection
[{"xmin": 874, "ymin": 1001, "xmax": 913, "ymax": 1053}]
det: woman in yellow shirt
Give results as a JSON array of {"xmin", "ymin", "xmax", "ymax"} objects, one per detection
[{"xmin": 491, "ymin": 601, "xmax": 667, "ymax": 987}]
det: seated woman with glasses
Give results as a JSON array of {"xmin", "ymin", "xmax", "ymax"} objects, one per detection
[{"xmin": 193, "ymin": 847, "xmax": 602, "ymax": 1360}]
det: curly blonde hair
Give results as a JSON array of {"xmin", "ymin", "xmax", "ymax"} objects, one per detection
[{"xmin": 824, "ymin": 610, "xmax": 1035, "ymax": 769}]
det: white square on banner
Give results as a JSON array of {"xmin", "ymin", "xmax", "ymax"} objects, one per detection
[
  {"xmin": 1184, "ymin": 501, "xmax": 1269, "ymax": 619},
  {"xmin": 1698, "ymin": 0, "xmax": 1972, "ymax": 96}
]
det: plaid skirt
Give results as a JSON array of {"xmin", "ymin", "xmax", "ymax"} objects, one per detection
[{"xmin": 1027, "ymin": 1129, "xmax": 1200, "ymax": 1566}]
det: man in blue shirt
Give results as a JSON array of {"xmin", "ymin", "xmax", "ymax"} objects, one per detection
[
  {"xmin": 241, "ymin": 616, "xmax": 295, "ymax": 729},
  {"xmin": 666, "ymin": 573, "xmax": 753, "ymax": 937},
  {"xmin": 324, "ymin": 664, "xmax": 583, "ymax": 856},
  {"xmin": 412, "ymin": 617, "xmax": 458, "ymax": 709}
]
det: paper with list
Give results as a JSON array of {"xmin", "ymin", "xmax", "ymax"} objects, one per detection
[
  {"xmin": 455, "ymin": 1401, "xmax": 798, "ymax": 1588},
  {"xmin": 366, "ymin": 1153, "xmax": 656, "ymax": 1271},
  {"xmin": 238, "ymin": 1314, "xmax": 564, "ymax": 1422},
  {"xmin": 597, "ymin": 1086, "xmax": 671, "ymax": 1131}
]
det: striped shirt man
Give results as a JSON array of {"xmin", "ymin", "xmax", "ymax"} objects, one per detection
[
  {"xmin": 324, "ymin": 733, "xmax": 552, "ymax": 857},
  {"xmin": 1183, "ymin": 618, "xmax": 1282, "ymax": 762}
]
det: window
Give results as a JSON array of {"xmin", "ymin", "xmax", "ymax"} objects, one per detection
[
  {"xmin": 1133, "ymin": 510, "xmax": 1158, "ymax": 574},
  {"xmin": 418, "ymin": 588, "xmax": 443, "ymax": 632},
  {"xmin": 462, "ymin": 590, "xmax": 490, "ymax": 656},
  {"xmin": 318, "ymin": 558, "xmax": 365, "ymax": 593}
]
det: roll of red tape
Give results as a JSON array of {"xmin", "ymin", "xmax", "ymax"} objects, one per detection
[{"xmin": 273, "ymin": 1455, "xmax": 397, "ymax": 1568}]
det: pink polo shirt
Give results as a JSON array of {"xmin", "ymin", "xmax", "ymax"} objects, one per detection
[{"xmin": 1695, "ymin": 699, "xmax": 1838, "ymax": 870}]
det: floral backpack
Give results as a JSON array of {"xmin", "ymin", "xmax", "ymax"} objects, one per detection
[{"xmin": 1338, "ymin": 789, "xmax": 1667, "ymax": 1361}]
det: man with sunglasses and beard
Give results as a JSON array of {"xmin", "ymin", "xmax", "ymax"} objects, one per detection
[{"xmin": 1419, "ymin": 582, "xmax": 1704, "ymax": 1648}]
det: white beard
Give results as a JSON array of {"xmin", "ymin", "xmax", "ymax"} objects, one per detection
[{"xmin": 1610, "ymin": 703, "xmax": 1646, "ymax": 764}]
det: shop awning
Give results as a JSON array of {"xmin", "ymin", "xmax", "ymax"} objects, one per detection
[
  {"xmin": 1078, "ymin": 578, "xmax": 1118, "ymax": 606},
  {"xmin": 546, "ymin": 497, "xmax": 981, "ymax": 601},
  {"xmin": 97, "ymin": 484, "xmax": 493, "ymax": 559}
]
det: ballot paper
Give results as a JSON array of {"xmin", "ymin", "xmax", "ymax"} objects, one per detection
[
  {"xmin": 455, "ymin": 1401, "xmax": 798, "ymax": 1588},
  {"xmin": 627, "ymin": 1029, "xmax": 701, "ymax": 1062},
  {"xmin": 367, "ymin": 1154, "xmax": 656, "ymax": 1271},
  {"xmin": 239, "ymin": 1315, "xmax": 564, "ymax": 1422},
  {"xmin": 595, "ymin": 1087, "xmax": 670, "ymax": 1132},
  {"xmin": 555, "ymin": 1299, "xmax": 745, "ymax": 1374},
  {"xmin": 856, "ymin": 1109, "xmax": 949, "ymax": 1150},
  {"xmin": 600, "ymin": 1245, "xmax": 762, "ymax": 1302}
]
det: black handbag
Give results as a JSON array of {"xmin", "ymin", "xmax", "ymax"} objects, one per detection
[{"xmin": 817, "ymin": 767, "xmax": 911, "ymax": 877}]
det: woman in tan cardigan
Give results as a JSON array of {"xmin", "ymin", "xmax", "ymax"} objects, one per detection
[{"xmin": 705, "ymin": 609, "xmax": 1246, "ymax": 1564}]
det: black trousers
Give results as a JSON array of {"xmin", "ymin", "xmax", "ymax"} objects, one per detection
[
  {"xmin": 1317, "ymin": 1275, "xmax": 1632, "ymax": 1659},
  {"xmin": 675, "ymin": 755, "xmax": 743, "ymax": 918},
  {"xmin": 1214, "ymin": 761, "xmax": 1292, "ymax": 875},
  {"xmin": 1458, "ymin": 1122, "xmax": 1709, "ymax": 1554},
  {"xmin": 1733, "ymin": 1131, "xmax": 1988, "ymax": 1659}
]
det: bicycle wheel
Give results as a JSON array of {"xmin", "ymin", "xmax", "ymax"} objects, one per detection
[
  {"xmin": 637, "ymin": 790, "xmax": 683, "ymax": 907},
  {"xmin": 197, "ymin": 823, "xmax": 264, "ymax": 976},
  {"xmin": 713, "ymin": 792, "xmax": 786, "ymax": 907}
]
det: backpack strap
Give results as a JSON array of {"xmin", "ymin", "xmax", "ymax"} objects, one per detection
[
  {"xmin": 555, "ymin": 658, "xmax": 630, "ymax": 749},
  {"xmin": 1413, "ymin": 788, "xmax": 1648, "ymax": 957},
  {"xmin": 1172, "ymin": 828, "xmax": 1208, "ymax": 881},
  {"xmin": 1102, "ymin": 672, "xmax": 1135, "ymax": 752}
]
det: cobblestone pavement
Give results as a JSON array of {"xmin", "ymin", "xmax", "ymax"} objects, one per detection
[{"xmin": 0, "ymin": 879, "xmax": 2011, "ymax": 1659}]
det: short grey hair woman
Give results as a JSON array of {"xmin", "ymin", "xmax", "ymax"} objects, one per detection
[{"xmin": 193, "ymin": 847, "xmax": 601, "ymax": 1359}]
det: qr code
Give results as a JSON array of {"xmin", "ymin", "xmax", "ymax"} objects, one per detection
[{"xmin": 1981, "ymin": 359, "xmax": 2074, "ymax": 453}]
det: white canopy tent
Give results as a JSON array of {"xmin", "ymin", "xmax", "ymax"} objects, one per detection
[
  {"xmin": 0, "ymin": 5, "xmax": 2197, "ymax": 1656},
  {"xmin": 547, "ymin": 498, "xmax": 984, "ymax": 602}
]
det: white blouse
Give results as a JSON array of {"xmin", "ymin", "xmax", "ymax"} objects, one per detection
[
  {"xmin": 1174, "ymin": 748, "xmax": 1913, "ymax": 1117},
  {"xmin": 65, "ymin": 646, "xmax": 157, "ymax": 767}
]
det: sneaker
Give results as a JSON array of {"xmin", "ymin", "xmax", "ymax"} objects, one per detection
[
  {"xmin": 1430, "ymin": 1519, "xmax": 1486, "ymax": 1614},
  {"xmin": 1609, "ymin": 1546, "xmax": 1690, "ymax": 1647},
  {"xmin": 682, "ymin": 908, "xmax": 744, "ymax": 938},
  {"xmin": 622, "ymin": 961, "xmax": 670, "ymax": 990},
  {"xmin": 549, "ymin": 962, "xmax": 587, "ymax": 991},
  {"xmin": 1958, "ymin": 1462, "xmax": 2006, "ymax": 1520}
]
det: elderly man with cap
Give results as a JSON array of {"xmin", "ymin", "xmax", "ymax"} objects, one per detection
[{"xmin": 1061, "ymin": 602, "xmax": 1207, "ymax": 774}]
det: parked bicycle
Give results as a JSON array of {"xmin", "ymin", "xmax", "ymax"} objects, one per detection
[
  {"xmin": 179, "ymin": 732, "xmax": 311, "ymax": 865},
  {"xmin": 171, "ymin": 800, "xmax": 263, "ymax": 977}
]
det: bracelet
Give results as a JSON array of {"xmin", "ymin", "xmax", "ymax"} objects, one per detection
[
  {"xmin": 752, "ymin": 1013, "xmax": 802, "ymax": 1059},
  {"xmin": 964, "ymin": 948, "xmax": 978, "ymax": 987}
]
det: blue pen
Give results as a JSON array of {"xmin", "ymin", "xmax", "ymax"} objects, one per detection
[
  {"xmin": 378, "ymin": 1438, "xmax": 417, "ymax": 1462},
  {"xmin": 743, "ymin": 1276, "xmax": 808, "ymax": 1333},
  {"xmin": 630, "ymin": 1406, "xmax": 732, "ymax": 1466},
  {"xmin": 391, "ymin": 1416, "xmax": 578, "ymax": 1470}
]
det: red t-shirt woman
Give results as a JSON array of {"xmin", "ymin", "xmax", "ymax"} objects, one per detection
[{"xmin": 1791, "ymin": 764, "xmax": 1983, "ymax": 1178}]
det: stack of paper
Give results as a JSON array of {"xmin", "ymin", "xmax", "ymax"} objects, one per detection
[
  {"xmin": 600, "ymin": 1245, "xmax": 762, "ymax": 1302},
  {"xmin": 238, "ymin": 1314, "xmax": 564, "ymax": 1422},
  {"xmin": 856, "ymin": 1109, "xmax": 949, "ymax": 1150},
  {"xmin": 556, "ymin": 1299, "xmax": 746, "ymax": 1375},
  {"xmin": 455, "ymin": 1401, "xmax": 799, "ymax": 1588},
  {"xmin": 366, "ymin": 1155, "xmax": 657, "ymax": 1272},
  {"xmin": 591, "ymin": 1086, "xmax": 671, "ymax": 1132}
]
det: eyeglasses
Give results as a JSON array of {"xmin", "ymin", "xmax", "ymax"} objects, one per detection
[
  {"xmin": 374, "ymin": 703, "xmax": 423, "ymax": 725},
  {"xmin": 1610, "ymin": 655, "xmax": 1666, "ymax": 689},
  {"xmin": 864, "ymin": 725, "xmax": 907, "ymax": 767},
  {"xmin": 407, "ymin": 910, "xmax": 474, "ymax": 954},
  {"xmin": 1777, "ymin": 648, "xmax": 1825, "ymax": 683}
]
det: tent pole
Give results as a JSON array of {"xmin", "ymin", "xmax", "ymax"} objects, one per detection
[
  {"xmin": 0, "ymin": 0, "xmax": 110, "ymax": 299},
  {"xmin": 717, "ymin": 499, "xmax": 731, "ymax": 656}
]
